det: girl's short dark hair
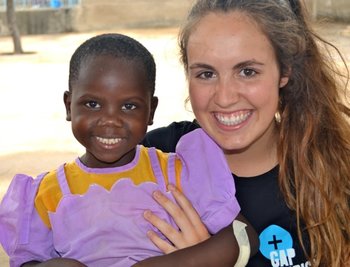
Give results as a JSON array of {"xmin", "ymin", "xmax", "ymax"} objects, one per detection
[{"xmin": 69, "ymin": 33, "xmax": 156, "ymax": 95}]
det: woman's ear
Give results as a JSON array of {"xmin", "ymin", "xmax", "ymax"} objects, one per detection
[
  {"xmin": 279, "ymin": 76, "xmax": 289, "ymax": 88},
  {"xmin": 279, "ymin": 67, "xmax": 291, "ymax": 88},
  {"xmin": 63, "ymin": 91, "xmax": 72, "ymax": 121},
  {"xmin": 148, "ymin": 96, "xmax": 159, "ymax": 126}
]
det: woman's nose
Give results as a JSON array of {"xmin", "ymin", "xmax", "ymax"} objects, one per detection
[{"xmin": 214, "ymin": 78, "xmax": 240, "ymax": 107}]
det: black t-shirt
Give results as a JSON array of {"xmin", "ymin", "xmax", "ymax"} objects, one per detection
[
  {"xmin": 142, "ymin": 120, "xmax": 310, "ymax": 267},
  {"xmin": 234, "ymin": 167, "xmax": 310, "ymax": 266}
]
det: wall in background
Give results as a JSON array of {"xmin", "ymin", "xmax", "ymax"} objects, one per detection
[{"xmin": 0, "ymin": 0, "xmax": 350, "ymax": 36}]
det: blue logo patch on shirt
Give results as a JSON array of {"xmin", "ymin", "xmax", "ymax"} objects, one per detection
[{"xmin": 259, "ymin": 224, "xmax": 293, "ymax": 259}]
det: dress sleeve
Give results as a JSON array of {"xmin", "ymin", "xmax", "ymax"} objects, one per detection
[
  {"xmin": 142, "ymin": 120, "xmax": 200, "ymax": 152},
  {"xmin": 0, "ymin": 173, "xmax": 58, "ymax": 267},
  {"xmin": 175, "ymin": 129, "xmax": 240, "ymax": 234}
]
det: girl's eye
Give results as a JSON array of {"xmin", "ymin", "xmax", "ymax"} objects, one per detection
[
  {"xmin": 85, "ymin": 101, "xmax": 100, "ymax": 109},
  {"xmin": 239, "ymin": 68, "xmax": 256, "ymax": 77},
  {"xmin": 122, "ymin": 103, "xmax": 136, "ymax": 110},
  {"xmin": 198, "ymin": 71, "xmax": 216, "ymax": 79}
]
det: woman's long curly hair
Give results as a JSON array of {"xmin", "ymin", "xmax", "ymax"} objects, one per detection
[{"xmin": 179, "ymin": 0, "xmax": 350, "ymax": 266}]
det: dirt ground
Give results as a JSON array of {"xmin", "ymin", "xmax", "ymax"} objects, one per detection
[{"xmin": 0, "ymin": 21, "xmax": 349, "ymax": 265}]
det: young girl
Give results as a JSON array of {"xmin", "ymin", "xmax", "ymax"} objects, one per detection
[
  {"xmin": 141, "ymin": 0, "xmax": 350, "ymax": 266},
  {"xmin": 0, "ymin": 33, "xmax": 257, "ymax": 266}
]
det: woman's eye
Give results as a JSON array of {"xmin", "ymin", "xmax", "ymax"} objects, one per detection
[
  {"xmin": 85, "ymin": 101, "xmax": 100, "ymax": 109},
  {"xmin": 122, "ymin": 103, "xmax": 136, "ymax": 110},
  {"xmin": 198, "ymin": 71, "xmax": 216, "ymax": 79},
  {"xmin": 239, "ymin": 68, "xmax": 256, "ymax": 77}
]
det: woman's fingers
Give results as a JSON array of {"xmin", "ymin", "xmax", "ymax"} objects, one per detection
[
  {"xmin": 146, "ymin": 230, "xmax": 176, "ymax": 254},
  {"xmin": 144, "ymin": 210, "xmax": 181, "ymax": 242},
  {"xmin": 152, "ymin": 190, "xmax": 194, "ymax": 237},
  {"xmin": 144, "ymin": 185, "xmax": 210, "ymax": 252},
  {"xmin": 167, "ymin": 184, "xmax": 209, "ymax": 240}
]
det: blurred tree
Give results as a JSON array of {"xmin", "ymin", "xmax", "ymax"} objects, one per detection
[
  {"xmin": 303, "ymin": 0, "xmax": 317, "ymax": 20},
  {"xmin": 311, "ymin": 0, "xmax": 318, "ymax": 20},
  {"xmin": 6, "ymin": 0, "xmax": 24, "ymax": 54}
]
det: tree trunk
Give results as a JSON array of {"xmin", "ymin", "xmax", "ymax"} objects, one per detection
[
  {"xmin": 312, "ymin": 0, "xmax": 317, "ymax": 20},
  {"xmin": 303, "ymin": 0, "xmax": 317, "ymax": 20},
  {"xmin": 6, "ymin": 0, "xmax": 24, "ymax": 54}
]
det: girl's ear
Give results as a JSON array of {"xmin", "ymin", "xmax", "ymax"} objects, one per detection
[
  {"xmin": 148, "ymin": 96, "xmax": 159, "ymax": 126},
  {"xmin": 63, "ymin": 91, "xmax": 72, "ymax": 121}
]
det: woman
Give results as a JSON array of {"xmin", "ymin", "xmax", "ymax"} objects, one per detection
[{"xmin": 140, "ymin": 0, "xmax": 350, "ymax": 266}]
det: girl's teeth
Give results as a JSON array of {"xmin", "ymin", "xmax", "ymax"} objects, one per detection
[{"xmin": 96, "ymin": 137, "xmax": 121, "ymax": 145}]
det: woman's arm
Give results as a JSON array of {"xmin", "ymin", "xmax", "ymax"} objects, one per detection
[{"xmin": 134, "ymin": 185, "xmax": 259, "ymax": 267}]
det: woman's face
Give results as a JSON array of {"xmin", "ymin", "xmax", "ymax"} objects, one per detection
[{"xmin": 187, "ymin": 12, "xmax": 288, "ymax": 155}]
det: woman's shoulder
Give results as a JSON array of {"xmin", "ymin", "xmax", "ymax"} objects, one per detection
[{"xmin": 142, "ymin": 120, "xmax": 200, "ymax": 152}]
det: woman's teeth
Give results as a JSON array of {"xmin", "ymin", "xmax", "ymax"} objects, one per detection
[{"xmin": 215, "ymin": 111, "xmax": 251, "ymax": 126}]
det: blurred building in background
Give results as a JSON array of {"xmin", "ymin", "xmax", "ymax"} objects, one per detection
[
  {"xmin": 0, "ymin": 0, "xmax": 191, "ymax": 35},
  {"xmin": 0, "ymin": 0, "xmax": 349, "ymax": 36}
]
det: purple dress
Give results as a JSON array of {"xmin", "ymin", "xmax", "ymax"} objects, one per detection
[{"xmin": 0, "ymin": 129, "xmax": 240, "ymax": 267}]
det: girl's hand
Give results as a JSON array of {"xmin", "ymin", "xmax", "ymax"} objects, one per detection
[
  {"xmin": 22, "ymin": 258, "xmax": 87, "ymax": 267},
  {"xmin": 143, "ymin": 184, "xmax": 210, "ymax": 254}
]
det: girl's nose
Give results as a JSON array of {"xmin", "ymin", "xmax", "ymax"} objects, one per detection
[
  {"xmin": 98, "ymin": 107, "xmax": 123, "ymax": 127},
  {"xmin": 214, "ymin": 78, "xmax": 240, "ymax": 107}
]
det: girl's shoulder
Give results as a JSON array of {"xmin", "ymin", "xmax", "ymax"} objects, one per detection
[{"xmin": 0, "ymin": 172, "xmax": 47, "ymax": 253}]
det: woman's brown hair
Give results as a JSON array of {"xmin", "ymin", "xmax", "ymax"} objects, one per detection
[{"xmin": 179, "ymin": 0, "xmax": 350, "ymax": 266}]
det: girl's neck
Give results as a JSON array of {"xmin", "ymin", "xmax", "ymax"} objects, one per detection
[{"xmin": 224, "ymin": 126, "xmax": 278, "ymax": 177}]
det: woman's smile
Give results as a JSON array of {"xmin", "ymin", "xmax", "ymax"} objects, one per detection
[{"xmin": 214, "ymin": 110, "xmax": 252, "ymax": 127}]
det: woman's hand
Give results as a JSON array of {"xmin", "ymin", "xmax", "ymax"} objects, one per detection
[{"xmin": 143, "ymin": 184, "xmax": 210, "ymax": 253}]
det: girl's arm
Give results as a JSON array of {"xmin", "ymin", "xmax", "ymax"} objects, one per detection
[
  {"xmin": 21, "ymin": 258, "xmax": 87, "ymax": 267},
  {"xmin": 134, "ymin": 225, "xmax": 240, "ymax": 267},
  {"xmin": 134, "ymin": 185, "xmax": 259, "ymax": 267}
]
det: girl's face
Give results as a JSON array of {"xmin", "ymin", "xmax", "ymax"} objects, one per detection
[
  {"xmin": 187, "ymin": 12, "xmax": 288, "ymax": 158},
  {"xmin": 64, "ymin": 55, "xmax": 158, "ymax": 168}
]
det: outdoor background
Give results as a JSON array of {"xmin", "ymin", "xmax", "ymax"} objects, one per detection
[{"xmin": 0, "ymin": 1, "xmax": 350, "ymax": 265}]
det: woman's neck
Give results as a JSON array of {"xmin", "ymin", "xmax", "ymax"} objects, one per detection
[{"xmin": 224, "ymin": 126, "xmax": 278, "ymax": 177}]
